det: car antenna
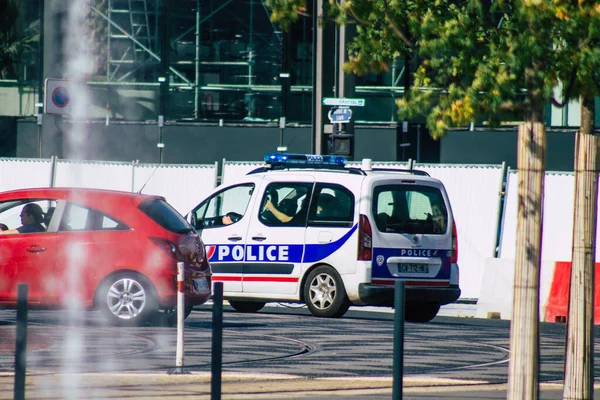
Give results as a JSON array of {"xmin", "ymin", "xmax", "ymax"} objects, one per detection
[{"xmin": 137, "ymin": 160, "xmax": 161, "ymax": 194}]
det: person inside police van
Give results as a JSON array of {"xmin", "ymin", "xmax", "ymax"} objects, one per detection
[
  {"xmin": 262, "ymin": 197, "xmax": 294, "ymax": 223},
  {"xmin": 430, "ymin": 201, "xmax": 447, "ymax": 233},
  {"xmin": 222, "ymin": 212, "xmax": 243, "ymax": 225},
  {"xmin": 0, "ymin": 223, "xmax": 8, "ymax": 231},
  {"xmin": 0, "ymin": 203, "xmax": 46, "ymax": 235}
]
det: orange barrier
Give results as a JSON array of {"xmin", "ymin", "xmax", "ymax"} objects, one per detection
[{"xmin": 545, "ymin": 261, "xmax": 600, "ymax": 323}]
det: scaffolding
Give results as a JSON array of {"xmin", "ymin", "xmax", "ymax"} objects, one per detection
[{"xmin": 91, "ymin": 0, "xmax": 287, "ymax": 120}]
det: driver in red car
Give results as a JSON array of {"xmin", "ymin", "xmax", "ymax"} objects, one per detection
[{"xmin": 0, "ymin": 203, "xmax": 46, "ymax": 235}]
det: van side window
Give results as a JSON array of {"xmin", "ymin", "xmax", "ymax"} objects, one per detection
[
  {"xmin": 194, "ymin": 183, "xmax": 255, "ymax": 228},
  {"xmin": 308, "ymin": 184, "xmax": 354, "ymax": 227},
  {"xmin": 259, "ymin": 183, "xmax": 312, "ymax": 227},
  {"xmin": 373, "ymin": 185, "xmax": 447, "ymax": 234}
]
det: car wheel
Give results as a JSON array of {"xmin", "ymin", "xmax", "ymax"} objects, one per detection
[
  {"xmin": 97, "ymin": 273, "xmax": 158, "ymax": 326},
  {"xmin": 405, "ymin": 303, "xmax": 440, "ymax": 323},
  {"xmin": 303, "ymin": 266, "xmax": 350, "ymax": 318},
  {"xmin": 228, "ymin": 300, "xmax": 266, "ymax": 313}
]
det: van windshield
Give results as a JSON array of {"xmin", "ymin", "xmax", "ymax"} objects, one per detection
[{"xmin": 373, "ymin": 185, "xmax": 448, "ymax": 234}]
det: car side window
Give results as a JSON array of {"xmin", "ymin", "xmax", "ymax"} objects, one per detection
[
  {"xmin": 194, "ymin": 184, "xmax": 255, "ymax": 229},
  {"xmin": 307, "ymin": 184, "xmax": 355, "ymax": 227},
  {"xmin": 259, "ymin": 182, "xmax": 313, "ymax": 227},
  {"xmin": 0, "ymin": 199, "xmax": 57, "ymax": 234},
  {"xmin": 61, "ymin": 203, "xmax": 129, "ymax": 232}
]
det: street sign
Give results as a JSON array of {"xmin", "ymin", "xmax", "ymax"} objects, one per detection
[
  {"xmin": 328, "ymin": 107, "xmax": 353, "ymax": 124},
  {"xmin": 44, "ymin": 78, "xmax": 72, "ymax": 115},
  {"xmin": 323, "ymin": 97, "xmax": 365, "ymax": 107}
]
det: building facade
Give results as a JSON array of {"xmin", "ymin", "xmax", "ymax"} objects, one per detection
[{"xmin": 0, "ymin": 0, "xmax": 597, "ymax": 170}]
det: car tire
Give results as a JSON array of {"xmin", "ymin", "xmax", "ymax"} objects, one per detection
[
  {"xmin": 303, "ymin": 266, "xmax": 350, "ymax": 318},
  {"xmin": 228, "ymin": 300, "xmax": 266, "ymax": 313},
  {"xmin": 96, "ymin": 272, "xmax": 158, "ymax": 327},
  {"xmin": 405, "ymin": 303, "xmax": 440, "ymax": 323}
]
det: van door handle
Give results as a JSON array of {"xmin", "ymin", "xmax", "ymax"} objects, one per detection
[
  {"xmin": 27, "ymin": 245, "xmax": 46, "ymax": 253},
  {"xmin": 251, "ymin": 236, "xmax": 267, "ymax": 241},
  {"xmin": 228, "ymin": 236, "xmax": 243, "ymax": 242}
]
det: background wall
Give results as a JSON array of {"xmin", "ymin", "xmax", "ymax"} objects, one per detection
[{"xmin": 15, "ymin": 119, "xmax": 584, "ymax": 172}]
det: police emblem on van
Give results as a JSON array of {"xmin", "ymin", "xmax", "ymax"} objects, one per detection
[{"xmin": 376, "ymin": 255, "xmax": 385, "ymax": 266}]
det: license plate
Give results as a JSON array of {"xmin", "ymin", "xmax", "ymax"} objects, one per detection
[
  {"xmin": 399, "ymin": 263, "xmax": 428, "ymax": 273},
  {"xmin": 193, "ymin": 278, "xmax": 209, "ymax": 293}
]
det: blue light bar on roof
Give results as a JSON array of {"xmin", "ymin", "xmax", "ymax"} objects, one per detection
[{"xmin": 264, "ymin": 153, "xmax": 347, "ymax": 167}]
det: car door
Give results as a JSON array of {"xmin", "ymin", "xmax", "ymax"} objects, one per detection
[
  {"xmin": 303, "ymin": 182, "xmax": 358, "ymax": 275},
  {"xmin": 242, "ymin": 175, "xmax": 314, "ymax": 295},
  {"xmin": 0, "ymin": 199, "xmax": 58, "ymax": 304},
  {"xmin": 52, "ymin": 201, "xmax": 133, "ymax": 307},
  {"xmin": 370, "ymin": 180, "xmax": 453, "ymax": 285},
  {"xmin": 191, "ymin": 181, "xmax": 260, "ymax": 293}
]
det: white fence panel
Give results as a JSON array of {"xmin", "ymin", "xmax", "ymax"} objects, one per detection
[
  {"xmin": 417, "ymin": 164, "xmax": 504, "ymax": 299},
  {"xmin": 0, "ymin": 158, "xmax": 52, "ymax": 192},
  {"xmin": 221, "ymin": 160, "xmax": 262, "ymax": 185},
  {"xmin": 54, "ymin": 160, "xmax": 133, "ymax": 191},
  {"xmin": 133, "ymin": 163, "xmax": 218, "ymax": 216},
  {"xmin": 499, "ymin": 170, "xmax": 600, "ymax": 262}
]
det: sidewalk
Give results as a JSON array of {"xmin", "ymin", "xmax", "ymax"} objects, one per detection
[
  {"xmin": 4, "ymin": 371, "xmax": 593, "ymax": 400},
  {"xmin": 0, "ymin": 372, "xmax": 494, "ymax": 400}
]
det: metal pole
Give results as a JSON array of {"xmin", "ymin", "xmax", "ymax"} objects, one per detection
[
  {"xmin": 49, "ymin": 155, "xmax": 57, "ymax": 187},
  {"xmin": 211, "ymin": 282, "xmax": 224, "ymax": 400},
  {"xmin": 312, "ymin": 0, "xmax": 324, "ymax": 155},
  {"xmin": 175, "ymin": 261, "xmax": 185, "ymax": 372},
  {"xmin": 392, "ymin": 281, "xmax": 405, "ymax": 400},
  {"xmin": 14, "ymin": 284, "xmax": 28, "ymax": 400},
  {"xmin": 194, "ymin": 0, "xmax": 200, "ymax": 119},
  {"xmin": 37, "ymin": 0, "xmax": 44, "ymax": 158},
  {"xmin": 37, "ymin": 113, "xmax": 43, "ymax": 158},
  {"xmin": 493, "ymin": 162, "xmax": 508, "ymax": 257}
]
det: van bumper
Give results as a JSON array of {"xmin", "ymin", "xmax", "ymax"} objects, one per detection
[{"xmin": 357, "ymin": 283, "xmax": 461, "ymax": 307}]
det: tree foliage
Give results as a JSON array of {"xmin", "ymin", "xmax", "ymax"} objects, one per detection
[
  {"xmin": 266, "ymin": 0, "xmax": 600, "ymax": 138},
  {"xmin": 0, "ymin": 0, "xmax": 39, "ymax": 80}
]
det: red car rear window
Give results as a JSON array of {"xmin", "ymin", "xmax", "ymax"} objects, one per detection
[{"xmin": 138, "ymin": 198, "xmax": 193, "ymax": 234}]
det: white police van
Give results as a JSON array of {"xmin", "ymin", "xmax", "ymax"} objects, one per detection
[{"xmin": 189, "ymin": 153, "xmax": 460, "ymax": 322}]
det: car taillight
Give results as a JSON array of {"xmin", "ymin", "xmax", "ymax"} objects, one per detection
[
  {"xmin": 451, "ymin": 221, "xmax": 458, "ymax": 263},
  {"xmin": 358, "ymin": 214, "xmax": 372, "ymax": 261},
  {"xmin": 149, "ymin": 237, "xmax": 183, "ymax": 260}
]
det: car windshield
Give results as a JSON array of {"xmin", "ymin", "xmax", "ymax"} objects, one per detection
[
  {"xmin": 138, "ymin": 198, "xmax": 193, "ymax": 234},
  {"xmin": 373, "ymin": 185, "xmax": 448, "ymax": 234}
]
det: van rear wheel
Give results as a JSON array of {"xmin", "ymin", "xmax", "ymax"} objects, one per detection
[
  {"xmin": 228, "ymin": 300, "xmax": 266, "ymax": 313},
  {"xmin": 304, "ymin": 266, "xmax": 350, "ymax": 318},
  {"xmin": 405, "ymin": 303, "xmax": 440, "ymax": 323}
]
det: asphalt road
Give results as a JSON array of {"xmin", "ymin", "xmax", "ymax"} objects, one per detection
[{"xmin": 1, "ymin": 304, "xmax": 600, "ymax": 399}]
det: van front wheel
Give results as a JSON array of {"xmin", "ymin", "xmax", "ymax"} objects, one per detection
[{"xmin": 304, "ymin": 266, "xmax": 350, "ymax": 318}]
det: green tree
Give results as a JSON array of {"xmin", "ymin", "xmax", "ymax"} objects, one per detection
[
  {"xmin": 0, "ymin": 0, "xmax": 39, "ymax": 80},
  {"xmin": 267, "ymin": 1, "xmax": 600, "ymax": 398},
  {"xmin": 552, "ymin": 2, "xmax": 600, "ymax": 398}
]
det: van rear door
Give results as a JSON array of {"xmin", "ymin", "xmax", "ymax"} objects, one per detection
[{"xmin": 369, "ymin": 180, "xmax": 453, "ymax": 286}]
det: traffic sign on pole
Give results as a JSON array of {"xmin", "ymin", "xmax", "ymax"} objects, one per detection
[
  {"xmin": 322, "ymin": 97, "xmax": 365, "ymax": 107},
  {"xmin": 44, "ymin": 78, "xmax": 72, "ymax": 115},
  {"xmin": 327, "ymin": 107, "xmax": 353, "ymax": 124}
]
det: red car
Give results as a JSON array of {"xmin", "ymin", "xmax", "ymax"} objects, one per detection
[{"xmin": 0, "ymin": 188, "xmax": 212, "ymax": 326}]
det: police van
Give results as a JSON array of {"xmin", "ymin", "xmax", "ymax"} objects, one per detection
[{"xmin": 189, "ymin": 153, "xmax": 460, "ymax": 322}]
